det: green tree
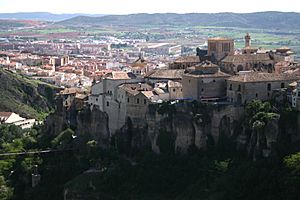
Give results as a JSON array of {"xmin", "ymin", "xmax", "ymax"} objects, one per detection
[{"xmin": 0, "ymin": 176, "xmax": 13, "ymax": 200}]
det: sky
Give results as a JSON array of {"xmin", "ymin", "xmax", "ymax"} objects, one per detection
[{"xmin": 0, "ymin": 0, "xmax": 300, "ymax": 14}]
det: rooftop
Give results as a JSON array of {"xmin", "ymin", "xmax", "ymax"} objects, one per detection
[
  {"xmin": 174, "ymin": 56, "xmax": 200, "ymax": 63},
  {"xmin": 119, "ymin": 83, "xmax": 153, "ymax": 96},
  {"xmin": 221, "ymin": 53, "xmax": 272, "ymax": 63},
  {"xmin": 184, "ymin": 70, "xmax": 231, "ymax": 78},
  {"xmin": 184, "ymin": 60, "xmax": 231, "ymax": 78},
  {"xmin": 208, "ymin": 37, "xmax": 233, "ymax": 41},
  {"xmin": 59, "ymin": 87, "xmax": 81, "ymax": 95},
  {"xmin": 105, "ymin": 71, "xmax": 136, "ymax": 80},
  {"xmin": 228, "ymin": 72, "xmax": 299, "ymax": 83},
  {"xmin": 144, "ymin": 69, "xmax": 184, "ymax": 79},
  {"xmin": 141, "ymin": 91, "xmax": 155, "ymax": 99},
  {"xmin": 0, "ymin": 112, "xmax": 13, "ymax": 118}
]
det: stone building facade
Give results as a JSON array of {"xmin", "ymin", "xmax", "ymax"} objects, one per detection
[
  {"xmin": 169, "ymin": 56, "xmax": 201, "ymax": 69},
  {"xmin": 182, "ymin": 61, "xmax": 231, "ymax": 100},
  {"xmin": 144, "ymin": 69, "xmax": 184, "ymax": 84},
  {"xmin": 207, "ymin": 37, "xmax": 234, "ymax": 61},
  {"xmin": 88, "ymin": 72, "xmax": 140, "ymax": 133},
  {"xmin": 220, "ymin": 33, "xmax": 295, "ymax": 74},
  {"xmin": 291, "ymin": 81, "xmax": 300, "ymax": 111},
  {"xmin": 227, "ymin": 72, "xmax": 299, "ymax": 105}
]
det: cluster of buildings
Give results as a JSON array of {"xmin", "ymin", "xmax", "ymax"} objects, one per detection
[
  {"xmin": 2, "ymin": 32, "xmax": 300, "ymax": 133},
  {"xmin": 85, "ymin": 33, "xmax": 300, "ymax": 134}
]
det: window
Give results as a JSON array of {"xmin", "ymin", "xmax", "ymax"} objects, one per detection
[
  {"xmin": 222, "ymin": 43, "xmax": 230, "ymax": 52},
  {"xmin": 127, "ymin": 98, "xmax": 129, "ymax": 103},
  {"xmin": 268, "ymin": 92, "xmax": 270, "ymax": 97},
  {"xmin": 96, "ymin": 98, "xmax": 98, "ymax": 101},
  {"xmin": 107, "ymin": 101, "xmax": 109, "ymax": 107},
  {"xmin": 255, "ymin": 93, "xmax": 258, "ymax": 98},
  {"xmin": 229, "ymin": 84, "xmax": 232, "ymax": 90},
  {"xmin": 281, "ymin": 83, "xmax": 285, "ymax": 88},
  {"xmin": 210, "ymin": 42, "xmax": 217, "ymax": 51},
  {"xmin": 189, "ymin": 80, "xmax": 191, "ymax": 83},
  {"xmin": 137, "ymin": 98, "xmax": 140, "ymax": 104},
  {"xmin": 267, "ymin": 83, "xmax": 271, "ymax": 91},
  {"xmin": 213, "ymin": 80, "xmax": 216, "ymax": 82},
  {"xmin": 238, "ymin": 85, "xmax": 241, "ymax": 91},
  {"xmin": 201, "ymin": 88, "xmax": 204, "ymax": 92},
  {"xmin": 144, "ymin": 99, "xmax": 147, "ymax": 104},
  {"xmin": 173, "ymin": 88, "xmax": 176, "ymax": 92}
]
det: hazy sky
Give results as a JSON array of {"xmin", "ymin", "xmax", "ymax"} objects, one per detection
[{"xmin": 1, "ymin": 0, "xmax": 300, "ymax": 14}]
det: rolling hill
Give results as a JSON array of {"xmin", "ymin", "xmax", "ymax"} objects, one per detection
[
  {"xmin": 58, "ymin": 12, "xmax": 300, "ymax": 29},
  {"xmin": 0, "ymin": 12, "xmax": 106, "ymax": 22},
  {"xmin": 0, "ymin": 19, "xmax": 46, "ymax": 29}
]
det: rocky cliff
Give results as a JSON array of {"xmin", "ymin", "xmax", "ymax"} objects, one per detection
[
  {"xmin": 115, "ymin": 102, "xmax": 244, "ymax": 155},
  {"xmin": 45, "ymin": 97, "xmax": 300, "ymax": 159},
  {"xmin": 44, "ymin": 97, "xmax": 110, "ymax": 148},
  {"xmin": 115, "ymin": 101, "xmax": 300, "ymax": 159}
]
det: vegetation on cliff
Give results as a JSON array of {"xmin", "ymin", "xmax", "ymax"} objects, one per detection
[
  {"xmin": 0, "ymin": 68, "xmax": 58, "ymax": 120},
  {"xmin": 0, "ymin": 99, "xmax": 300, "ymax": 200}
]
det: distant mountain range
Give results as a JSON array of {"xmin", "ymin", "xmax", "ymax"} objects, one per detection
[
  {"xmin": 0, "ymin": 11, "xmax": 299, "ymax": 30},
  {"xmin": 57, "ymin": 12, "xmax": 300, "ymax": 29},
  {"xmin": 0, "ymin": 12, "xmax": 106, "ymax": 22}
]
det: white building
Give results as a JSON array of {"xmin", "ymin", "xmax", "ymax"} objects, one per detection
[
  {"xmin": 88, "ymin": 71, "xmax": 140, "ymax": 133},
  {"xmin": 0, "ymin": 112, "xmax": 36, "ymax": 129},
  {"xmin": 291, "ymin": 81, "xmax": 300, "ymax": 110}
]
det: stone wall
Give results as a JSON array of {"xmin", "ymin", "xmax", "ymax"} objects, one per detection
[{"xmin": 227, "ymin": 80, "xmax": 294, "ymax": 104}]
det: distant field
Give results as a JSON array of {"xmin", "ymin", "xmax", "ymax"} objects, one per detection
[
  {"xmin": 187, "ymin": 26, "xmax": 300, "ymax": 58},
  {"xmin": 0, "ymin": 23, "xmax": 299, "ymax": 58}
]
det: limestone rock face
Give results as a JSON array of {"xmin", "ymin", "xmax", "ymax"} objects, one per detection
[
  {"xmin": 173, "ymin": 115, "xmax": 195, "ymax": 153},
  {"xmin": 77, "ymin": 108, "xmax": 110, "ymax": 148},
  {"xmin": 46, "ymin": 98, "xmax": 296, "ymax": 158},
  {"xmin": 248, "ymin": 117, "xmax": 280, "ymax": 160},
  {"xmin": 44, "ymin": 99, "xmax": 110, "ymax": 149},
  {"xmin": 135, "ymin": 104, "xmax": 244, "ymax": 155}
]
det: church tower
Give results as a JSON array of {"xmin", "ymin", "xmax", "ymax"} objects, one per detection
[{"xmin": 245, "ymin": 33, "xmax": 251, "ymax": 47}]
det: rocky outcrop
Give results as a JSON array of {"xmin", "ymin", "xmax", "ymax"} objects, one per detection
[
  {"xmin": 46, "ymin": 96, "xmax": 300, "ymax": 158},
  {"xmin": 115, "ymin": 102, "xmax": 244, "ymax": 155},
  {"xmin": 76, "ymin": 108, "xmax": 110, "ymax": 148},
  {"xmin": 247, "ymin": 116, "xmax": 280, "ymax": 160},
  {"xmin": 44, "ymin": 97, "xmax": 110, "ymax": 148}
]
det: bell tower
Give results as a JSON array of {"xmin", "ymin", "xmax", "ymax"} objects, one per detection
[{"xmin": 245, "ymin": 33, "xmax": 251, "ymax": 47}]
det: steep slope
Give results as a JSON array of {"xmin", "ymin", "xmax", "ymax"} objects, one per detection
[
  {"xmin": 58, "ymin": 12, "xmax": 300, "ymax": 30},
  {"xmin": 0, "ymin": 68, "xmax": 58, "ymax": 120}
]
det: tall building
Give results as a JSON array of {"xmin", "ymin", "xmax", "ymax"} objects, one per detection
[
  {"xmin": 245, "ymin": 33, "xmax": 251, "ymax": 47},
  {"xmin": 207, "ymin": 37, "xmax": 234, "ymax": 61}
]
